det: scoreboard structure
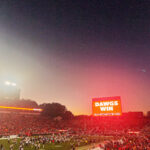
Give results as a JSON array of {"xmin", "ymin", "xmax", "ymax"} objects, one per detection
[{"xmin": 92, "ymin": 96, "xmax": 122, "ymax": 116}]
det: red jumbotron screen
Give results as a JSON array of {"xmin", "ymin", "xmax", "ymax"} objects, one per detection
[{"xmin": 92, "ymin": 96, "xmax": 122, "ymax": 116}]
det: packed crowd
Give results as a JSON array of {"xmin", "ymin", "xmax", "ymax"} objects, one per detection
[
  {"xmin": 98, "ymin": 133, "xmax": 150, "ymax": 150},
  {"xmin": 0, "ymin": 127, "xmax": 149, "ymax": 150},
  {"xmin": 0, "ymin": 113, "xmax": 149, "ymax": 149},
  {"xmin": 0, "ymin": 114, "xmax": 57, "ymax": 136},
  {"xmin": 7, "ymin": 134, "xmax": 73, "ymax": 150}
]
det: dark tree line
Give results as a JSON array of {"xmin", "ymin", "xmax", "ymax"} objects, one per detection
[{"xmin": 39, "ymin": 103, "xmax": 74, "ymax": 120}]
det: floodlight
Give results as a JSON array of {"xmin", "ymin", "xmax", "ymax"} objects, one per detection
[
  {"xmin": 5, "ymin": 81, "xmax": 10, "ymax": 85},
  {"xmin": 11, "ymin": 83, "xmax": 16, "ymax": 86}
]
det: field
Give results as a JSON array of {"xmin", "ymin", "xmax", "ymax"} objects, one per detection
[
  {"xmin": 0, "ymin": 139, "xmax": 71, "ymax": 150},
  {"xmin": 0, "ymin": 135, "xmax": 111, "ymax": 150}
]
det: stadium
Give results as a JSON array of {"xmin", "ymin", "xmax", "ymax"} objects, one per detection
[
  {"xmin": 0, "ymin": 1, "xmax": 150, "ymax": 149},
  {"xmin": 0, "ymin": 83, "xmax": 149, "ymax": 150}
]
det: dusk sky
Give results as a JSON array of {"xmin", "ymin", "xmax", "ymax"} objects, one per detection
[{"xmin": 0, "ymin": 0, "xmax": 150, "ymax": 115}]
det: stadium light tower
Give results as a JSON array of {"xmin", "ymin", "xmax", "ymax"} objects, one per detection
[
  {"xmin": 5, "ymin": 81, "xmax": 11, "ymax": 85},
  {"xmin": 5, "ymin": 81, "xmax": 17, "ymax": 87},
  {"xmin": 2, "ymin": 81, "xmax": 20, "ymax": 100}
]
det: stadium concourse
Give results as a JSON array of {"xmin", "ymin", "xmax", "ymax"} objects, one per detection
[{"xmin": 0, "ymin": 111, "xmax": 149, "ymax": 149}]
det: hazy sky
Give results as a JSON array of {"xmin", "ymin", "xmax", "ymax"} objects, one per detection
[{"xmin": 0, "ymin": 0, "xmax": 150, "ymax": 115}]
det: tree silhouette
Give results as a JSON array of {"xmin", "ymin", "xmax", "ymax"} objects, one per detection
[{"xmin": 40, "ymin": 102, "xmax": 74, "ymax": 119}]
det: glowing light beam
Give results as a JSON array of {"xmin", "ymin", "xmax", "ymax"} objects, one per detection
[{"xmin": 0, "ymin": 106, "xmax": 42, "ymax": 112}]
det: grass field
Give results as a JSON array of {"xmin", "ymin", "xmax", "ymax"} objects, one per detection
[
  {"xmin": 0, "ymin": 139, "xmax": 70, "ymax": 150},
  {"xmin": 0, "ymin": 139, "xmax": 71, "ymax": 150},
  {"xmin": 0, "ymin": 135, "xmax": 111, "ymax": 150}
]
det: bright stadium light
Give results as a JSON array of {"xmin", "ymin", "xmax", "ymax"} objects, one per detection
[
  {"xmin": 5, "ymin": 81, "xmax": 11, "ymax": 85},
  {"xmin": 11, "ymin": 83, "xmax": 16, "ymax": 86},
  {"xmin": 4, "ymin": 81, "xmax": 17, "ymax": 86}
]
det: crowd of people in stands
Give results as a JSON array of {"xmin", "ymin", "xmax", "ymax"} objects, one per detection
[
  {"xmin": 0, "ymin": 113, "xmax": 149, "ymax": 149},
  {"xmin": 98, "ymin": 133, "xmax": 150, "ymax": 150},
  {"xmin": 0, "ymin": 114, "xmax": 54, "ymax": 136}
]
